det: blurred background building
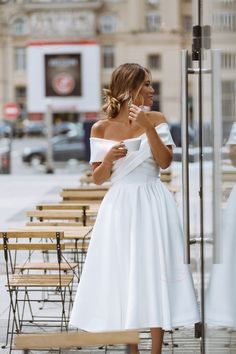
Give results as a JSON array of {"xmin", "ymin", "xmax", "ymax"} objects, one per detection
[
  {"xmin": 0, "ymin": 0, "xmax": 196, "ymax": 127},
  {"xmin": 0, "ymin": 0, "xmax": 235, "ymax": 136}
]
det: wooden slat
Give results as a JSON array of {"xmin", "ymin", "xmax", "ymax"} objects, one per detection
[
  {"xmin": 9, "ymin": 225, "xmax": 92, "ymax": 234},
  {"xmin": 15, "ymin": 262, "xmax": 78, "ymax": 271},
  {"xmin": 64, "ymin": 230, "xmax": 91, "ymax": 240},
  {"xmin": 36, "ymin": 203, "xmax": 90, "ymax": 210},
  {"xmin": 60, "ymin": 199, "xmax": 101, "ymax": 204},
  {"xmin": 36, "ymin": 203, "xmax": 100, "ymax": 213},
  {"xmin": 0, "ymin": 231, "xmax": 64, "ymax": 239},
  {"xmin": 8, "ymin": 274, "xmax": 73, "ymax": 287},
  {"xmin": 60, "ymin": 190, "xmax": 106, "ymax": 200},
  {"xmin": 25, "ymin": 221, "xmax": 84, "ymax": 226},
  {"xmin": 222, "ymin": 169, "xmax": 236, "ymax": 182},
  {"xmin": 27, "ymin": 210, "xmax": 83, "ymax": 219},
  {"xmin": 15, "ymin": 330, "xmax": 139, "ymax": 349},
  {"xmin": 7, "ymin": 227, "xmax": 92, "ymax": 242},
  {"xmin": 62, "ymin": 186, "xmax": 109, "ymax": 191},
  {"xmin": 65, "ymin": 242, "xmax": 89, "ymax": 250},
  {"xmin": 0, "ymin": 243, "xmax": 65, "ymax": 251}
]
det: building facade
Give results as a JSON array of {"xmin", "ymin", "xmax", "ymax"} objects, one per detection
[{"xmin": 0, "ymin": 0, "xmax": 235, "ymax": 124}]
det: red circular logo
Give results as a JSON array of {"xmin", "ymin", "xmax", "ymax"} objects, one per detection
[
  {"xmin": 52, "ymin": 72, "xmax": 75, "ymax": 95},
  {"xmin": 3, "ymin": 102, "xmax": 20, "ymax": 120}
]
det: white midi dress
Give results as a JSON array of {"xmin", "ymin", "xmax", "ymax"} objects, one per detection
[
  {"xmin": 70, "ymin": 123, "xmax": 200, "ymax": 331},
  {"xmin": 206, "ymin": 122, "xmax": 236, "ymax": 327}
]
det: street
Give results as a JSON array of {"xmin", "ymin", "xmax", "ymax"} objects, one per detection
[{"xmin": 9, "ymin": 136, "xmax": 89, "ymax": 175}]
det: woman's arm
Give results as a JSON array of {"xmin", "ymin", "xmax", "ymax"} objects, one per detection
[
  {"xmin": 90, "ymin": 122, "xmax": 127, "ymax": 185},
  {"xmin": 145, "ymin": 124, "xmax": 173, "ymax": 169},
  {"xmin": 129, "ymin": 107, "xmax": 173, "ymax": 169}
]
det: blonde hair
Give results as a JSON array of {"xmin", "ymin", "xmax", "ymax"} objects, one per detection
[{"xmin": 103, "ymin": 63, "xmax": 149, "ymax": 119}]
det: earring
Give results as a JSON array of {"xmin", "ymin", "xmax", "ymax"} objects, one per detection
[{"xmin": 128, "ymin": 97, "xmax": 133, "ymax": 108}]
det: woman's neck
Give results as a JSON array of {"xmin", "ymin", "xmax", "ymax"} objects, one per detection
[{"xmin": 113, "ymin": 104, "xmax": 130, "ymax": 125}]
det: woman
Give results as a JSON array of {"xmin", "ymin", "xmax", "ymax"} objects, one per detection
[{"xmin": 70, "ymin": 63, "xmax": 200, "ymax": 354}]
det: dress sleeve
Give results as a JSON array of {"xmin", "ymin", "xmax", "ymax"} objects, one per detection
[
  {"xmin": 156, "ymin": 123, "xmax": 176, "ymax": 147},
  {"xmin": 89, "ymin": 138, "xmax": 117, "ymax": 163}
]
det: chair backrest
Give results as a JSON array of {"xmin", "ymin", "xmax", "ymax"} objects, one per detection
[
  {"xmin": 0, "ymin": 231, "xmax": 65, "ymax": 283},
  {"xmin": 0, "ymin": 231, "xmax": 64, "ymax": 251}
]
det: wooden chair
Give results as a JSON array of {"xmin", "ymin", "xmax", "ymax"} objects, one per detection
[
  {"xmin": 0, "ymin": 230, "xmax": 76, "ymax": 352},
  {"xmin": 15, "ymin": 330, "xmax": 139, "ymax": 353},
  {"xmin": 10, "ymin": 225, "xmax": 92, "ymax": 275}
]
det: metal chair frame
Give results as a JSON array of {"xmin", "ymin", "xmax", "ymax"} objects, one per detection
[{"xmin": 0, "ymin": 231, "xmax": 75, "ymax": 353}]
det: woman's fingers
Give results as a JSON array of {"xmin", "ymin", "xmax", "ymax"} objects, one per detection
[{"xmin": 109, "ymin": 142, "xmax": 127, "ymax": 160}]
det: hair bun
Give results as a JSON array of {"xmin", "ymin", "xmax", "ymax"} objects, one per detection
[{"xmin": 103, "ymin": 90, "xmax": 121, "ymax": 119}]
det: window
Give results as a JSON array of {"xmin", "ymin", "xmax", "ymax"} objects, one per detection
[
  {"xmin": 221, "ymin": 52, "xmax": 236, "ymax": 69},
  {"xmin": 15, "ymin": 87, "xmax": 26, "ymax": 102},
  {"xmin": 102, "ymin": 46, "xmax": 115, "ymax": 69},
  {"xmin": 148, "ymin": 54, "xmax": 161, "ymax": 70},
  {"xmin": 151, "ymin": 82, "xmax": 161, "ymax": 111},
  {"xmin": 14, "ymin": 47, "xmax": 26, "ymax": 71},
  {"xmin": 12, "ymin": 18, "xmax": 28, "ymax": 36},
  {"xmin": 146, "ymin": 11, "xmax": 161, "ymax": 32},
  {"xmin": 100, "ymin": 14, "xmax": 117, "ymax": 33},
  {"xmin": 213, "ymin": 11, "xmax": 236, "ymax": 32},
  {"xmin": 222, "ymin": 80, "xmax": 236, "ymax": 121}
]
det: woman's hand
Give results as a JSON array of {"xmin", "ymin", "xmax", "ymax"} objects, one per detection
[
  {"xmin": 128, "ymin": 104, "xmax": 152, "ymax": 130},
  {"xmin": 103, "ymin": 142, "xmax": 127, "ymax": 165}
]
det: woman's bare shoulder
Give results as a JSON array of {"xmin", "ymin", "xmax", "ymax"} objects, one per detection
[
  {"xmin": 91, "ymin": 119, "xmax": 110, "ymax": 138},
  {"xmin": 146, "ymin": 111, "xmax": 167, "ymax": 127}
]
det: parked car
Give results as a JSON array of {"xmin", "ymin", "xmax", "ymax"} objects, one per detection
[
  {"xmin": 22, "ymin": 131, "xmax": 85, "ymax": 165},
  {"xmin": 52, "ymin": 122, "xmax": 78, "ymax": 136},
  {"xmin": 0, "ymin": 138, "xmax": 10, "ymax": 173},
  {"xmin": 23, "ymin": 120, "xmax": 46, "ymax": 136},
  {"xmin": 0, "ymin": 121, "xmax": 12, "ymax": 138},
  {"xmin": 169, "ymin": 122, "xmax": 195, "ymax": 147}
]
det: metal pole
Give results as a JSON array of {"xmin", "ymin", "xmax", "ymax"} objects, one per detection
[
  {"xmin": 181, "ymin": 49, "xmax": 191, "ymax": 264},
  {"xmin": 45, "ymin": 104, "xmax": 54, "ymax": 174}
]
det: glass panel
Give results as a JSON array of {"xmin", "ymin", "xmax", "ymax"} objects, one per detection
[{"xmin": 201, "ymin": 0, "xmax": 236, "ymax": 352}]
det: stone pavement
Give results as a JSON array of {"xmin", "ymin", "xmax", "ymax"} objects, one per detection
[{"xmin": 0, "ymin": 165, "xmax": 235, "ymax": 353}]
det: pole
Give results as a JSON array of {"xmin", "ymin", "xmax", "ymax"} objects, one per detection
[{"xmin": 45, "ymin": 104, "xmax": 54, "ymax": 174}]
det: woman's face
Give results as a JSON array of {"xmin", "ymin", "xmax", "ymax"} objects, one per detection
[{"xmin": 133, "ymin": 72, "xmax": 155, "ymax": 107}]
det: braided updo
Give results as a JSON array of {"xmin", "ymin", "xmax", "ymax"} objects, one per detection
[{"xmin": 102, "ymin": 63, "xmax": 148, "ymax": 119}]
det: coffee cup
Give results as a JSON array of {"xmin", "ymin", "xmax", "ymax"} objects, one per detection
[{"xmin": 123, "ymin": 138, "xmax": 141, "ymax": 152}]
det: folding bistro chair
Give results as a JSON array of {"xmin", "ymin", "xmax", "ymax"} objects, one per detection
[{"xmin": 0, "ymin": 230, "xmax": 76, "ymax": 353}]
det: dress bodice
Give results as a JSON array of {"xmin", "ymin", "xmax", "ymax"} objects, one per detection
[{"xmin": 89, "ymin": 123, "xmax": 175, "ymax": 184}]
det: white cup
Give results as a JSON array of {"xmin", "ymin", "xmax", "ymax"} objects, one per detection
[{"xmin": 123, "ymin": 138, "xmax": 141, "ymax": 152}]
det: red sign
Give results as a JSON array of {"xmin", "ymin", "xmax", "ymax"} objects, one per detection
[
  {"xmin": 3, "ymin": 102, "xmax": 21, "ymax": 120},
  {"xmin": 52, "ymin": 72, "xmax": 75, "ymax": 95}
]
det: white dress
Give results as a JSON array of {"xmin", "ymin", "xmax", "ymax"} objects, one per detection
[
  {"xmin": 70, "ymin": 123, "xmax": 200, "ymax": 331},
  {"xmin": 206, "ymin": 122, "xmax": 236, "ymax": 327}
]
